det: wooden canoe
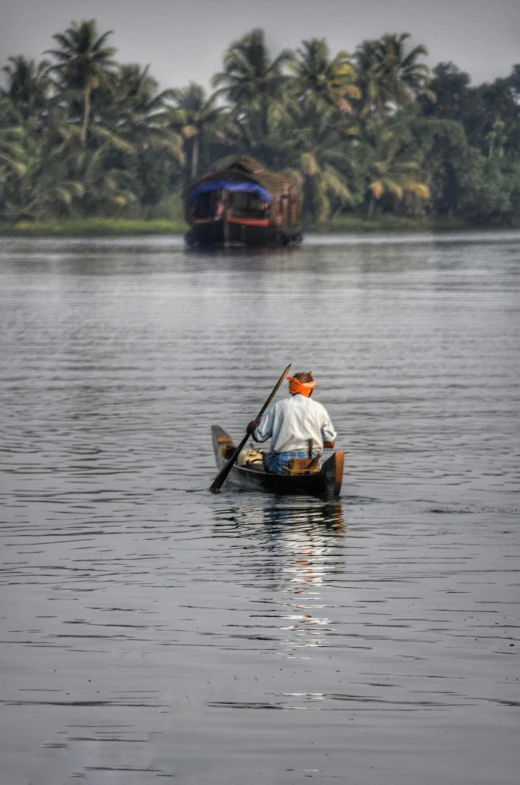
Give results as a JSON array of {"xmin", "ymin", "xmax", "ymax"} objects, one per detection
[{"xmin": 211, "ymin": 425, "xmax": 344, "ymax": 496}]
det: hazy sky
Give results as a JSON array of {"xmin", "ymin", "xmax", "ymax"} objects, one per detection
[{"xmin": 2, "ymin": 0, "xmax": 520, "ymax": 90}]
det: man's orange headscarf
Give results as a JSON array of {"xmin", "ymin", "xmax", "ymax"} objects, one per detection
[{"xmin": 287, "ymin": 372, "xmax": 316, "ymax": 397}]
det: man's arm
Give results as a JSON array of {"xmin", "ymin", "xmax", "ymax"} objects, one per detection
[
  {"xmin": 247, "ymin": 406, "xmax": 274, "ymax": 443},
  {"xmin": 321, "ymin": 408, "xmax": 337, "ymax": 450}
]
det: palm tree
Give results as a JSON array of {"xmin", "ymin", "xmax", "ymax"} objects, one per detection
[
  {"xmin": 364, "ymin": 126, "xmax": 430, "ymax": 218},
  {"xmin": 78, "ymin": 148, "xmax": 138, "ymax": 214},
  {"xmin": 45, "ymin": 19, "xmax": 117, "ymax": 146},
  {"xmin": 0, "ymin": 99, "xmax": 28, "ymax": 180},
  {"xmin": 283, "ymin": 98, "xmax": 355, "ymax": 223},
  {"xmin": 110, "ymin": 64, "xmax": 183, "ymax": 158},
  {"xmin": 379, "ymin": 33, "xmax": 434, "ymax": 108},
  {"xmin": 17, "ymin": 156, "xmax": 85, "ymax": 221},
  {"xmin": 0, "ymin": 98, "xmax": 86, "ymax": 222},
  {"xmin": 355, "ymin": 33, "xmax": 433, "ymax": 119},
  {"xmin": 168, "ymin": 83, "xmax": 225, "ymax": 180},
  {"xmin": 290, "ymin": 38, "xmax": 360, "ymax": 111},
  {"xmin": 212, "ymin": 28, "xmax": 292, "ymax": 139},
  {"xmin": 230, "ymin": 97, "xmax": 295, "ymax": 171},
  {"xmin": 355, "ymin": 39, "xmax": 388, "ymax": 119},
  {"xmin": 1, "ymin": 56, "xmax": 51, "ymax": 132}
]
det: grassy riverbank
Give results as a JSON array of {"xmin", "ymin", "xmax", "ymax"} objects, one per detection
[
  {"xmin": 0, "ymin": 215, "xmax": 494, "ymax": 237},
  {"xmin": 0, "ymin": 218, "xmax": 188, "ymax": 236},
  {"xmin": 314, "ymin": 215, "xmax": 474, "ymax": 233}
]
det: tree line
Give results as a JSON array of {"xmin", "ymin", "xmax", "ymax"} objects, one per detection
[{"xmin": 1, "ymin": 20, "xmax": 519, "ymax": 226}]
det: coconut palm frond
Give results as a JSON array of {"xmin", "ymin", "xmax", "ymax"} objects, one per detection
[
  {"xmin": 369, "ymin": 180, "xmax": 384, "ymax": 199},
  {"xmin": 322, "ymin": 167, "xmax": 352, "ymax": 202}
]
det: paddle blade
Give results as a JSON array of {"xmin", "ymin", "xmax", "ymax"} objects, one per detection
[{"xmin": 209, "ymin": 432, "xmax": 249, "ymax": 493}]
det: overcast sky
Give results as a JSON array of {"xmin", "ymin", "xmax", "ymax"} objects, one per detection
[{"xmin": 2, "ymin": 0, "xmax": 520, "ymax": 90}]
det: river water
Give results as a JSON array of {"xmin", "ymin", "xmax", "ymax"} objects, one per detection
[{"xmin": 0, "ymin": 232, "xmax": 519, "ymax": 785}]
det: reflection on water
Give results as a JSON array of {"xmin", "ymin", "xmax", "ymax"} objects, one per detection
[
  {"xmin": 214, "ymin": 501, "xmax": 346, "ymax": 655},
  {"xmin": 1, "ymin": 234, "xmax": 519, "ymax": 785},
  {"xmin": 264, "ymin": 502, "xmax": 345, "ymax": 657}
]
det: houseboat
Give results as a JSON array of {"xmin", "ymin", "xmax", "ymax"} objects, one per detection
[{"xmin": 184, "ymin": 156, "xmax": 303, "ymax": 247}]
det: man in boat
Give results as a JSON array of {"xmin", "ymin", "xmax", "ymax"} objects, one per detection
[{"xmin": 247, "ymin": 372, "xmax": 336, "ymax": 474}]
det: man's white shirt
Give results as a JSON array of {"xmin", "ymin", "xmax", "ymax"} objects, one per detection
[{"xmin": 253, "ymin": 394, "xmax": 336, "ymax": 453}]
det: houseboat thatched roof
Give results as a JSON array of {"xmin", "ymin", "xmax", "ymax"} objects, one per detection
[{"xmin": 186, "ymin": 156, "xmax": 298, "ymax": 201}]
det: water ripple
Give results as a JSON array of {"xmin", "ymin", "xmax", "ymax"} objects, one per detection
[{"xmin": 1, "ymin": 235, "xmax": 519, "ymax": 784}]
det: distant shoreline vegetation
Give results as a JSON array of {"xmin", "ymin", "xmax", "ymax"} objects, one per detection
[
  {"xmin": 0, "ymin": 216, "xmax": 492, "ymax": 237},
  {"xmin": 1, "ymin": 20, "xmax": 519, "ymax": 233}
]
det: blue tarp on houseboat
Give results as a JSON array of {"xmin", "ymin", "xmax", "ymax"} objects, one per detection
[{"xmin": 188, "ymin": 180, "xmax": 272, "ymax": 203}]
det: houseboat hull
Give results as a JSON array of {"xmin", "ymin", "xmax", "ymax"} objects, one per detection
[{"xmin": 186, "ymin": 218, "xmax": 302, "ymax": 247}]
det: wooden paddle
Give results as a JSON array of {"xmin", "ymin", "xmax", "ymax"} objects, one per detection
[{"xmin": 209, "ymin": 364, "xmax": 292, "ymax": 493}]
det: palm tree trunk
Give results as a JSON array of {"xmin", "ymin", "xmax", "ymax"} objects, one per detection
[
  {"xmin": 191, "ymin": 135, "xmax": 200, "ymax": 179},
  {"xmin": 81, "ymin": 86, "xmax": 92, "ymax": 147},
  {"xmin": 261, "ymin": 97, "xmax": 269, "ymax": 138}
]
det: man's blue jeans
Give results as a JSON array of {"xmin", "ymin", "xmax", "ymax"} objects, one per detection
[{"xmin": 264, "ymin": 450, "xmax": 318, "ymax": 475}]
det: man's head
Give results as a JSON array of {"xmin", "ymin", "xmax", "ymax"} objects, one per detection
[{"xmin": 287, "ymin": 371, "xmax": 316, "ymax": 397}]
